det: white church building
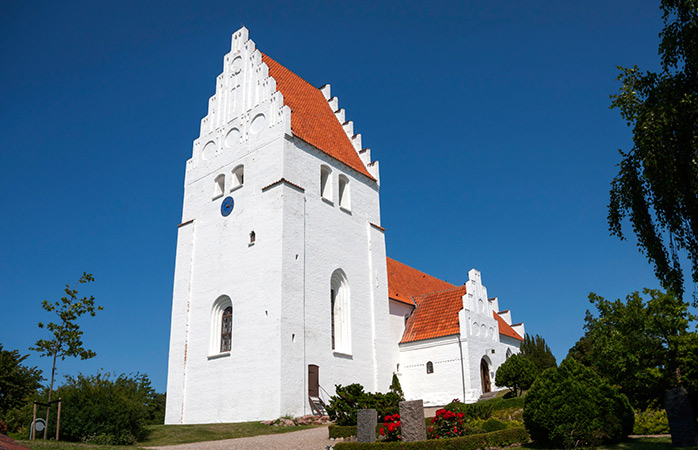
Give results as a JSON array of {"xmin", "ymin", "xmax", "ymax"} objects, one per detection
[{"xmin": 165, "ymin": 27, "xmax": 524, "ymax": 425}]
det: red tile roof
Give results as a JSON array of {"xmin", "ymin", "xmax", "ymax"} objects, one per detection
[
  {"xmin": 495, "ymin": 314, "xmax": 523, "ymax": 341},
  {"xmin": 388, "ymin": 258, "xmax": 524, "ymax": 343},
  {"xmin": 261, "ymin": 53, "xmax": 374, "ymax": 180},
  {"xmin": 386, "ymin": 257, "xmax": 456, "ymax": 306},
  {"xmin": 401, "ymin": 286, "xmax": 466, "ymax": 343}
]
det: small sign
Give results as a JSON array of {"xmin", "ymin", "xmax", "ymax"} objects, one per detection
[{"xmin": 34, "ymin": 418, "xmax": 46, "ymax": 432}]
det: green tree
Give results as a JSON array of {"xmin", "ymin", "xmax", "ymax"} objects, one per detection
[
  {"xmin": 521, "ymin": 333, "xmax": 557, "ymax": 372},
  {"xmin": 568, "ymin": 289, "xmax": 698, "ymax": 410},
  {"xmin": 50, "ymin": 372, "xmax": 155, "ymax": 444},
  {"xmin": 30, "ymin": 273, "xmax": 102, "ymax": 439},
  {"xmin": 524, "ymin": 358, "xmax": 634, "ymax": 448},
  {"xmin": 608, "ymin": 1, "xmax": 698, "ymax": 301},
  {"xmin": 0, "ymin": 344, "xmax": 43, "ymax": 419},
  {"xmin": 495, "ymin": 354, "xmax": 538, "ymax": 397},
  {"xmin": 389, "ymin": 372, "xmax": 404, "ymax": 398}
]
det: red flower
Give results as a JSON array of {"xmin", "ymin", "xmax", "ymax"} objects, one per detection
[{"xmin": 380, "ymin": 428, "xmax": 385, "ymax": 436}]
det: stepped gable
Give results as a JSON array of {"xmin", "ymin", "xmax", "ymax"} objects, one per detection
[
  {"xmin": 261, "ymin": 52, "xmax": 374, "ymax": 180},
  {"xmin": 401, "ymin": 286, "xmax": 466, "ymax": 343},
  {"xmin": 387, "ymin": 257, "xmax": 456, "ymax": 306},
  {"xmin": 494, "ymin": 313, "xmax": 523, "ymax": 341}
]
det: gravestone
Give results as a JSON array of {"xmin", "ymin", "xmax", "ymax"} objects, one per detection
[
  {"xmin": 399, "ymin": 399, "xmax": 427, "ymax": 442},
  {"xmin": 665, "ymin": 387, "xmax": 698, "ymax": 447},
  {"xmin": 357, "ymin": 408, "xmax": 377, "ymax": 443}
]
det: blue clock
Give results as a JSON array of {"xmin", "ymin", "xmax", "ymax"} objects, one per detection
[{"xmin": 220, "ymin": 196, "xmax": 234, "ymax": 216}]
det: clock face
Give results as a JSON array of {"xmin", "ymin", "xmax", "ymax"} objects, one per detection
[{"xmin": 221, "ymin": 196, "xmax": 234, "ymax": 217}]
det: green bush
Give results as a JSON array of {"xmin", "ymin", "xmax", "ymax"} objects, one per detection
[
  {"xmin": 334, "ymin": 427, "xmax": 528, "ymax": 449},
  {"xmin": 326, "ymin": 383, "xmax": 404, "ymax": 426},
  {"xmin": 633, "ymin": 409, "xmax": 670, "ymax": 435},
  {"xmin": 480, "ymin": 418, "xmax": 508, "ymax": 432},
  {"xmin": 443, "ymin": 401, "xmax": 493, "ymax": 421},
  {"xmin": 327, "ymin": 384, "xmax": 369, "ymax": 426},
  {"xmin": 51, "ymin": 372, "xmax": 156, "ymax": 443},
  {"xmin": 329, "ymin": 424, "xmax": 359, "ymax": 438},
  {"xmin": 495, "ymin": 354, "xmax": 538, "ymax": 397},
  {"xmin": 523, "ymin": 358, "xmax": 634, "ymax": 448}
]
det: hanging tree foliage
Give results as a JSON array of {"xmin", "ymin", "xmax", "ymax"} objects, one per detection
[{"xmin": 608, "ymin": 0, "xmax": 698, "ymax": 302}]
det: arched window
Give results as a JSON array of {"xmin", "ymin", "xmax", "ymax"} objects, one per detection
[
  {"xmin": 338, "ymin": 175, "xmax": 350, "ymax": 210},
  {"xmin": 231, "ymin": 165, "xmax": 244, "ymax": 190},
  {"xmin": 221, "ymin": 306, "xmax": 232, "ymax": 352},
  {"xmin": 330, "ymin": 269, "xmax": 350, "ymax": 353},
  {"xmin": 506, "ymin": 348, "xmax": 512, "ymax": 360},
  {"xmin": 320, "ymin": 165, "xmax": 333, "ymax": 201},
  {"xmin": 213, "ymin": 174, "xmax": 225, "ymax": 199},
  {"xmin": 426, "ymin": 361, "xmax": 434, "ymax": 374},
  {"xmin": 210, "ymin": 296, "xmax": 232, "ymax": 355}
]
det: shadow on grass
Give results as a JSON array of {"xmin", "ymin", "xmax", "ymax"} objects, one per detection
[{"xmin": 522, "ymin": 436, "xmax": 698, "ymax": 450}]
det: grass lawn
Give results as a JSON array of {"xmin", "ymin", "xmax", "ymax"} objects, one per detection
[
  {"xmin": 15, "ymin": 421, "xmax": 322, "ymax": 449},
  {"xmin": 139, "ymin": 421, "xmax": 322, "ymax": 446}
]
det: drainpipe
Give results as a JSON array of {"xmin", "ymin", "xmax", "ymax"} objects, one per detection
[{"xmin": 303, "ymin": 196, "xmax": 307, "ymax": 415}]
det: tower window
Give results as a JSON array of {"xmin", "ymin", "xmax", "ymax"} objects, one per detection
[
  {"xmin": 320, "ymin": 165, "xmax": 333, "ymax": 202},
  {"xmin": 221, "ymin": 306, "xmax": 232, "ymax": 352},
  {"xmin": 249, "ymin": 231, "xmax": 256, "ymax": 244},
  {"xmin": 210, "ymin": 296, "xmax": 233, "ymax": 355},
  {"xmin": 338, "ymin": 175, "xmax": 350, "ymax": 210},
  {"xmin": 426, "ymin": 361, "xmax": 434, "ymax": 374},
  {"xmin": 231, "ymin": 165, "xmax": 244, "ymax": 191},
  {"xmin": 213, "ymin": 174, "xmax": 225, "ymax": 199},
  {"xmin": 330, "ymin": 269, "xmax": 350, "ymax": 353}
]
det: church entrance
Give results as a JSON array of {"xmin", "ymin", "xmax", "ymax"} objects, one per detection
[
  {"xmin": 480, "ymin": 359, "xmax": 491, "ymax": 393},
  {"xmin": 308, "ymin": 364, "xmax": 319, "ymax": 397}
]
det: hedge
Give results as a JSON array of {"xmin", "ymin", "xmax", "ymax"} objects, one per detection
[
  {"xmin": 333, "ymin": 427, "xmax": 528, "ymax": 449},
  {"xmin": 330, "ymin": 420, "xmax": 488, "ymax": 439}
]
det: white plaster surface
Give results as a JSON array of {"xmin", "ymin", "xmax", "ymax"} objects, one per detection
[{"xmin": 165, "ymin": 26, "xmax": 523, "ymax": 424}]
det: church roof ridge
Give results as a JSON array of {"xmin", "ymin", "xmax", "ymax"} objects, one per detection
[
  {"xmin": 386, "ymin": 257, "xmax": 456, "ymax": 306},
  {"xmin": 260, "ymin": 52, "xmax": 375, "ymax": 181}
]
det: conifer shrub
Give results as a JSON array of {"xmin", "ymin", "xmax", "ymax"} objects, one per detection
[
  {"xmin": 523, "ymin": 358, "xmax": 634, "ymax": 448},
  {"xmin": 633, "ymin": 409, "xmax": 670, "ymax": 435}
]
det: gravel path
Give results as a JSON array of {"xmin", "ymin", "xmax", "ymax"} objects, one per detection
[{"xmin": 144, "ymin": 426, "xmax": 334, "ymax": 450}]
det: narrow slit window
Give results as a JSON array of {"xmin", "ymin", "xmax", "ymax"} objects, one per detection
[
  {"xmin": 213, "ymin": 174, "xmax": 225, "ymax": 199},
  {"xmin": 338, "ymin": 175, "xmax": 350, "ymax": 210},
  {"xmin": 320, "ymin": 165, "xmax": 332, "ymax": 201},
  {"xmin": 231, "ymin": 165, "xmax": 244, "ymax": 190},
  {"xmin": 426, "ymin": 361, "xmax": 434, "ymax": 374}
]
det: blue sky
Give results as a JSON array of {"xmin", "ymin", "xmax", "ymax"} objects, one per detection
[{"xmin": 1, "ymin": 0, "xmax": 673, "ymax": 393}]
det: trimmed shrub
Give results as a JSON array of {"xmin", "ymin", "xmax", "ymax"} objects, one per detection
[
  {"xmin": 480, "ymin": 418, "xmax": 508, "ymax": 433},
  {"xmin": 633, "ymin": 409, "xmax": 670, "ymax": 435},
  {"xmin": 334, "ymin": 427, "xmax": 528, "ymax": 449},
  {"xmin": 329, "ymin": 424, "xmax": 358, "ymax": 438},
  {"xmin": 495, "ymin": 354, "xmax": 538, "ymax": 397},
  {"xmin": 523, "ymin": 358, "xmax": 634, "ymax": 448},
  {"xmin": 443, "ymin": 401, "xmax": 493, "ymax": 421}
]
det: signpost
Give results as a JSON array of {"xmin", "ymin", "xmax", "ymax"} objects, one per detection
[{"xmin": 32, "ymin": 399, "xmax": 62, "ymax": 440}]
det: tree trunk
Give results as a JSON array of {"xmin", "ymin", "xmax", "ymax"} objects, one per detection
[{"xmin": 44, "ymin": 351, "xmax": 57, "ymax": 440}]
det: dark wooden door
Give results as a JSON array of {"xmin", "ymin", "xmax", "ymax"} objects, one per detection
[
  {"xmin": 308, "ymin": 365, "xmax": 319, "ymax": 397},
  {"xmin": 480, "ymin": 359, "xmax": 491, "ymax": 393}
]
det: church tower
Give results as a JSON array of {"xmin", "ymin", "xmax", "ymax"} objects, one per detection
[{"xmin": 165, "ymin": 27, "xmax": 392, "ymax": 424}]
